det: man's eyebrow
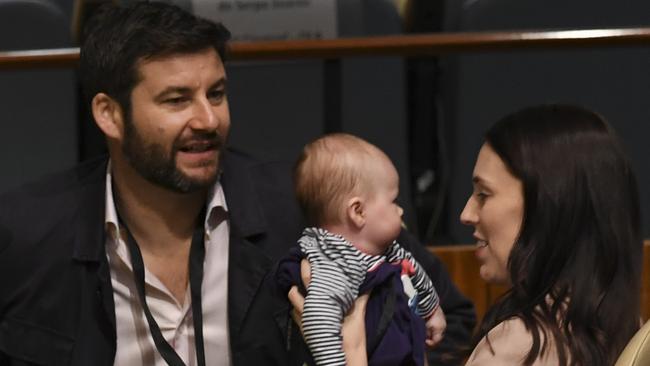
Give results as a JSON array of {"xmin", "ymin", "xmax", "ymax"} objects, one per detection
[
  {"xmin": 209, "ymin": 77, "xmax": 227, "ymax": 90},
  {"xmin": 154, "ymin": 86, "xmax": 192, "ymax": 100},
  {"xmin": 154, "ymin": 77, "xmax": 227, "ymax": 100}
]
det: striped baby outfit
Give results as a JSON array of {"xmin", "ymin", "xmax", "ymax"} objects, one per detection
[{"xmin": 299, "ymin": 227, "xmax": 439, "ymax": 366}]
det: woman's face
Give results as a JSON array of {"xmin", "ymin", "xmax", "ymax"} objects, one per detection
[{"xmin": 460, "ymin": 143, "xmax": 524, "ymax": 285}]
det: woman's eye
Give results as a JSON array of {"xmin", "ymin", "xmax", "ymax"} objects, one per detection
[{"xmin": 476, "ymin": 191, "xmax": 488, "ymax": 200}]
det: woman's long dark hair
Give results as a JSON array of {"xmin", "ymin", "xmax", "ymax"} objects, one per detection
[{"xmin": 471, "ymin": 104, "xmax": 642, "ymax": 366}]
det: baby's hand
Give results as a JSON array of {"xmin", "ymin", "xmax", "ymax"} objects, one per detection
[{"xmin": 425, "ymin": 306, "xmax": 446, "ymax": 348}]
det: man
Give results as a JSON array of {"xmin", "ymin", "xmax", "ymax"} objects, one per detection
[{"xmin": 0, "ymin": 2, "xmax": 474, "ymax": 365}]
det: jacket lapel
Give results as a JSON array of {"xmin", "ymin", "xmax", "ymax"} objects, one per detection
[
  {"xmin": 227, "ymin": 227, "xmax": 273, "ymax": 335},
  {"xmin": 221, "ymin": 152, "xmax": 274, "ymax": 336},
  {"xmin": 66, "ymin": 154, "xmax": 280, "ymax": 349},
  {"xmin": 70, "ymin": 159, "xmax": 117, "ymax": 335}
]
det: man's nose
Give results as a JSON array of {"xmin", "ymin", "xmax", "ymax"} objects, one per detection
[{"xmin": 190, "ymin": 97, "xmax": 219, "ymax": 130}]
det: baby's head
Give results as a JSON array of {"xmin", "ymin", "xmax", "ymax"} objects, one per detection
[{"xmin": 294, "ymin": 133, "xmax": 403, "ymax": 254}]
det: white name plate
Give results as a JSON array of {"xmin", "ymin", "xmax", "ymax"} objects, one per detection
[{"xmin": 192, "ymin": 0, "xmax": 338, "ymax": 41}]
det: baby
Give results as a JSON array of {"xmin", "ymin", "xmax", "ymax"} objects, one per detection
[{"xmin": 277, "ymin": 133, "xmax": 446, "ymax": 366}]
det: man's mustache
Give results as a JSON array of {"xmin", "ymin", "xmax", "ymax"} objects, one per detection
[{"xmin": 175, "ymin": 132, "xmax": 224, "ymax": 151}]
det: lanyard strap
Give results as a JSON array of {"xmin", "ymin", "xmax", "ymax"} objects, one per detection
[{"xmin": 121, "ymin": 209, "xmax": 207, "ymax": 366}]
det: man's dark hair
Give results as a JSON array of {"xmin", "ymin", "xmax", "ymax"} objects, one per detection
[{"xmin": 79, "ymin": 1, "xmax": 231, "ymax": 114}]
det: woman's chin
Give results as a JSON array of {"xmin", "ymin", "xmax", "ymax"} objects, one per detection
[{"xmin": 480, "ymin": 267, "xmax": 509, "ymax": 285}]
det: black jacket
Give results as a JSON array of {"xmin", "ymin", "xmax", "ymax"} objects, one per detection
[{"xmin": 0, "ymin": 150, "xmax": 475, "ymax": 365}]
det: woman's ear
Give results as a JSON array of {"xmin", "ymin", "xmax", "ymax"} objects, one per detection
[
  {"xmin": 346, "ymin": 196, "xmax": 365, "ymax": 229},
  {"xmin": 91, "ymin": 92, "xmax": 125, "ymax": 140}
]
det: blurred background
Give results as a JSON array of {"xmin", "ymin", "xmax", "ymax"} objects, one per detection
[{"xmin": 1, "ymin": 0, "xmax": 650, "ymax": 245}]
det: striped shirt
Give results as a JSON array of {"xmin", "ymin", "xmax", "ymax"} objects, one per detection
[{"xmin": 299, "ymin": 227, "xmax": 439, "ymax": 366}]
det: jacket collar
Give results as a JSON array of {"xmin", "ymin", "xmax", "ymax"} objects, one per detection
[
  {"xmin": 67, "ymin": 157, "xmax": 117, "ymax": 343},
  {"xmin": 220, "ymin": 151, "xmax": 268, "ymax": 237},
  {"xmin": 220, "ymin": 151, "xmax": 274, "ymax": 335},
  {"xmin": 68, "ymin": 152, "xmax": 276, "ymax": 337},
  {"xmin": 71, "ymin": 158, "xmax": 109, "ymax": 263},
  {"xmin": 69, "ymin": 151, "xmax": 272, "ymax": 262}
]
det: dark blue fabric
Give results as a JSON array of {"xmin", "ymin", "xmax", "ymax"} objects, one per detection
[{"xmin": 276, "ymin": 247, "xmax": 425, "ymax": 366}]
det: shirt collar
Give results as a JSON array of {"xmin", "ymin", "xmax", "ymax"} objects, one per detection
[
  {"xmin": 205, "ymin": 176, "xmax": 229, "ymax": 230},
  {"xmin": 104, "ymin": 160, "xmax": 229, "ymax": 245},
  {"xmin": 104, "ymin": 161, "xmax": 119, "ymax": 243}
]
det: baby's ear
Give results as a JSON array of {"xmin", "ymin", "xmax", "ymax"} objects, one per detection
[{"xmin": 346, "ymin": 196, "xmax": 365, "ymax": 228}]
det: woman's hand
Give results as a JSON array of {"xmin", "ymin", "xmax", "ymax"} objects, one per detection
[
  {"xmin": 287, "ymin": 259, "xmax": 369, "ymax": 366},
  {"xmin": 342, "ymin": 292, "xmax": 369, "ymax": 366}
]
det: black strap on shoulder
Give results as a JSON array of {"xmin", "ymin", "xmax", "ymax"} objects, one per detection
[
  {"xmin": 367, "ymin": 277, "xmax": 397, "ymax": 356},
  {"xmin": 120, "ymin": 208, "xmax": 207, "ymax": 366}
]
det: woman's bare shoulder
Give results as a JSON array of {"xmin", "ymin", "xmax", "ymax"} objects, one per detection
[{"xmin": 465, "ymin": 318, "xmax": 559, "ymax": 366}]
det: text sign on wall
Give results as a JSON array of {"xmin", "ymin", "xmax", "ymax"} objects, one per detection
[{"xmin": 192, "ymin": 0, "xmax": 338, "ymax": 41}]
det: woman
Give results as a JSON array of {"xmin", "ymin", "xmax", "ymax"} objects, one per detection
[{"xmin": 461, "ymin": 104, "xmax": 643, "ymax": 365}]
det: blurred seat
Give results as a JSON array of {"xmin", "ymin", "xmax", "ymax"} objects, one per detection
[
  {"xmin": 616, "ymin": 320, "xmax": 650, "ymax": 366},
  {"xmin": 441, "ymin": 0, "xmax": 650, "ymax": 242},
  {"xmin": 0, "ymin": 0, "xmax": 70, "ymax": 49},
  {"xmin": 0, "ymin": 0, "xmax": 78, "ymax": 193}
]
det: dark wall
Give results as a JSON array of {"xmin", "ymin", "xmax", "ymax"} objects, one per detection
[
  {"xmin": 441, "ymin": 0, "xmax": 650, "ymax": 242},
  {"xmin": 0, "ymin": 0, "xmax": 78, "ymax": 193}
]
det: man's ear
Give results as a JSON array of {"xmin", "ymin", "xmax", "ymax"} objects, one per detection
[
  {"xmin": 91, "ymin": 93, "xmax": 125, "ymax": 140},
  {"xmin": 346, "ymin": 196, "xmax": 365, "ymax": 229}
]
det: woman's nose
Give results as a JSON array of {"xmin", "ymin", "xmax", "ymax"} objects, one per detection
[{"xmin": 460, "ymin": 196, "xmax": 478, "ymax": 226}]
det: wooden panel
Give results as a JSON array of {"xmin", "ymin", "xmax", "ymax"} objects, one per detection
[
  {"xmin": 0, "ymin": 47, "xmax": 79, "ymax": 70},
  {"xmin": 431, "ymin": 241, "xmax": 650, "ymax": 322},
  {"xmin": 3, "ymin": 27, "xmax": 650, "ymax": 69},
  {"xmin": 432, "ymin": 246, "xmax": 487, "ymax": 320},
  {"xmin": 430, "ymin": 245, "xmax": 505, "ymax": 321}
]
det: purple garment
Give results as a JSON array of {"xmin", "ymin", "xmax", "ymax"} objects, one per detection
[{"xmin": 276, "ymin": 247, "xmax": 426, "ymax": 366}]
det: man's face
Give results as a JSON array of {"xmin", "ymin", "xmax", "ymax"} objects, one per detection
[{"xmin": 122, "ymin": 48, "xmax": 230, "ymax": 193}]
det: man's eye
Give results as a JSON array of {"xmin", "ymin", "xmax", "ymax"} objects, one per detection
[
  {"xmin": 208, "ymin": 89, "xmax": 225, "ymax": 102},
  {"xmin": 164, "ymin": 96, "xmax": 187, "ymax": 104}
]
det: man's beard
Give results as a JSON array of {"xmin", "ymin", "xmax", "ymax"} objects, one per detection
[{"xmin": 122, "ymin": 118, "xmax": 223, "ymax": 193}]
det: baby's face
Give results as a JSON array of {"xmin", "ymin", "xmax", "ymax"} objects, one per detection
[{"xmin": 361, "ymin": 157, "xmax": 403, "ymax": 251}]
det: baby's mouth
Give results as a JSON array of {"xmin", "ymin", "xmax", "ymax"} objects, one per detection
[{"xmin": 476, "ymin": 240, "xmax": 488, "ymax": 248}]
